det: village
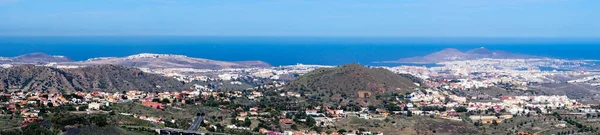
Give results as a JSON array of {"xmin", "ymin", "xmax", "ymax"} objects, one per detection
[{"xmin": 1, "ymin": 82, "xmax": 595, "ymax": 135}]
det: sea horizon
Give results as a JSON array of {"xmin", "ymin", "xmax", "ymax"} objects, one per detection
[{"xmin": 1, "ymin": 36, "xmax": 599, "ymax": 66}]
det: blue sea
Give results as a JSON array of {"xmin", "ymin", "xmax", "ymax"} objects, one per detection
[{"xmin": 0, "ymin": 36, "xmax": 599, "ymax": 66}]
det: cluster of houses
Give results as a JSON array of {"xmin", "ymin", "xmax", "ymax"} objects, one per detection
[
  {"xmin": 0, "ymin": 89, "xmax": 268, "ymax": 126},
  {"xmin": 423, "ymin": 79, "xmax": 494, "ymax": 90},
  {"xmin": 0, "ymin": 82, "xmax": 593, "ymax": 135},
  {"xmin": 226, "ymin": 105, "xmax": 385, "ymax": 135},
  {"xmin": 372, "ymin": 88, "xmax": 585, "ymax": 124}
]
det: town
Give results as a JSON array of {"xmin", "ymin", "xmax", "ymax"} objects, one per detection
[{"xmin": 2, "ymin": 57, "xmax": 600, "ymax": 135}]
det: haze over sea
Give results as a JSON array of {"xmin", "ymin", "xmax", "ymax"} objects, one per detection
[{"xmin": 1, "ymin": 36, "xmax": 599, "ymax": 66}]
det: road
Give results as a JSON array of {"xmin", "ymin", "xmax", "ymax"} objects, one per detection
[
  {"xmin": 123, "ymin": 126, "xmax": 232, "ymax": 135},
  {"xmin": 187, "ymin": 115, "xmax": 204, "ymax": 131}
]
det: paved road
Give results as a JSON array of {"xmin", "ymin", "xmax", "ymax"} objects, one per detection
[
  {"xmin": 123, "ymin": 126, "xmax": 231, "ymax": 135},
  {"xmin": 187, "ymin": 115, "xmax": 204, "ymax": 131}
]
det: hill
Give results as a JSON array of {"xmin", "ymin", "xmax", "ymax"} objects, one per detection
[
  {"xmin": 70, "ymin": 53, "xmax": 271, "ymax": 70},
  {"xmin": 1, "ymin": 53, "xmax": 271, "ymax": 70},
  {"xmin": 0, "ymin": 53, "xmax": 73, "ymax": 64},
  {"xmin": 286, "ymin": 64, "xmax": 420, "ymax": 106},
  {"xmin": 382, "ymin": 47, "xmax": 540, "ymax": 64},
  {"xmin": 0, "ymin": 64, "xmax": 190, "ymax": 92}
]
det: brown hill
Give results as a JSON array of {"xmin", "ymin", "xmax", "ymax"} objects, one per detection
[
  {"xmin": 0, "ymin": 65, "xmax": 190, "ymax": 92},
  {"xmin": 287, "ymin": 63, "xmax": 420, "ymax": 106}
]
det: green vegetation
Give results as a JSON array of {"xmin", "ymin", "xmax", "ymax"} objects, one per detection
[
  {"xmin": 0, "ymin": 122, "xmax": 57, "ymax": 135},
  {"xmin": 333, "ymin": 116, "xmax": 479, "ymax": 135},
  {"xmin": 0, "ymin": 115, "xmax": 22, "ymax": 130}
]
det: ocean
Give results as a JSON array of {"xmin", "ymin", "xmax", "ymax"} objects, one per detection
[{"xmin": 0, "ymin": 36, "xmax": 599, "ymax": 66}]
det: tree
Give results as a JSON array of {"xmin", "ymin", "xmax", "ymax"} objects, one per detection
[
  {"xmin": 161, "ymin": 98, "xmax": 171, "ymax": 104},
  {"xmin": 165, "ymin": 120, "xmax": 178, "ymax": 128},
  {"xmin": 0, "ymin": 96, "xmax": 9, "ymax": 102},
  {"xmin": 231, "ymin": 118, "xmax": 239, "ymax": 125},
  {"xmin": 78, "ymin": 105, "xmax": 88, "ymax": 111},
  {"xmin": 90, "ymin": 115, "xmax": 108, "ymax": 127},
  {"xmin": 243, "ymin": 117, "xmax": 252, "ymax": 127},
  {"xmin": 474, "ymin": 121, "xmax": 481, "ymax": 127},
  {"xmin": 66, "ymin": 106, "xmax": 76, "ymax": 111},
  {"xmin": 368, "ymin": 106, "xmax": 377, "ymax": 112},
  {"xmin": 338, "ymin": 129, "xmax": 347, "ymax": 133},
  {"xmin": 21, "ymin": 122, "xmax": 54, "ymax": 135},
  {"xmin": 38, "ymin": 107, "xmax": 47, "ymax": 117},
  {"xmin": 306, "ymin": 116, "xmax": 316, "ymax": 127},
  {"xmin": 312, "ymin": 126, "xmax": 322, "ymax": 132},
  {"xmin": 534, "ymin": 107, "xmax": 542, "ymax": 114},
  {"xmin": 455, "ymin": 106, "xmax": 468, "ymax": 112}
]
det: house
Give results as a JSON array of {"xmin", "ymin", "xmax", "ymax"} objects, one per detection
[
  {"xmin": 447, "ymin": 109, "xmax": 457, "ymax": 116},
  {"xmin": 142, "ymin": 101, "xmax": 163, "ymax": 109},
  {"xmin": 470, "ymin": 115, "xmax": 502, "ymax": 124},
  {"xmin": 239, "ymin": 112, "xmax": 248, "ymax": 117},
  {"xmin": 21, "ymin": 110, "xmax": 39, "ymax": 123},
  {"xmin": 27, "ymin": 100, "xmax": 37, "ymax": 105},
  {"xmin": 306, "ymin": 110, "xmax": 318, "ymax": 116},
  {"xmin": 88, "ymin": 102, "xmax": 101, "ymax": 110},
  {"xmin": 279, "ymin": 118, "xmax": 293, "ymax": 125},
  {"xmin": 236, "ymin": 117, "xmax": 246, "ymax": 121}
]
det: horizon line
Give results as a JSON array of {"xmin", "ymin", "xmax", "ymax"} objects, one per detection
[{"xmin": 1, "ymin": 35, "xmax": 600, "ymax": 39}]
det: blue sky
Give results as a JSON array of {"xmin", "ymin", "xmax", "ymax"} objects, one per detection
[{"xmin": 0, "ymin": 0, "xmax": 598, "ymax": 37}]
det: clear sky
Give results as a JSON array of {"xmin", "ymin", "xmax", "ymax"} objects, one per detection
[{"xmin": 0, "ymin": 0, "xmax": 599, "ymax": 37}]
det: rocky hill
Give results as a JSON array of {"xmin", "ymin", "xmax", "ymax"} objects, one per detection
[
  {"xmin": 286, "ymin": 64, "xmax": 420, "ymax": 106},
  {"xmin": 0, "ymin": 65, "xmax": 190, "ymax": 92}
]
